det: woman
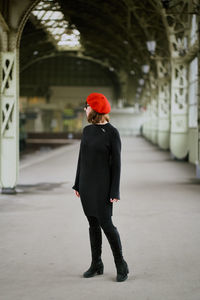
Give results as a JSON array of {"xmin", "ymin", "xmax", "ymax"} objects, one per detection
[{"xmin": 72, "ymin": 92, "xmax": 129, "ymax": 282}]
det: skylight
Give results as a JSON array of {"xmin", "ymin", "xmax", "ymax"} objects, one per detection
[{"xmin": 32, "ymin": 0, "xmax": 81, "ymax": 51}]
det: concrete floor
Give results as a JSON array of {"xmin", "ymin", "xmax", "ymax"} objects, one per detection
[{"xmin": 0, "ymin": 136, "xmax": 200, "ymax": 300}]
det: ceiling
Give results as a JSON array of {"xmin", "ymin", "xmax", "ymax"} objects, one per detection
[{"xmin": 20, "ymin": 0, "xmax": 191, "ymax": 103}]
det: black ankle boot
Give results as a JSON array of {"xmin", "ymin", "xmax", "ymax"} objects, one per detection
[
  {"xmin": 104, "ymin": 225, "xmax": 129, "ymax": 282},
  {"xmin": 83, "ymin": 257, "xmax": 104, "ymax": 278},
  {"xmin": 115, "ymin": 258, "xmax": 129, "ymax": 282},
  {"xmin": 83, "ymin": 226, "xmax": 104, "ymax": 278}
]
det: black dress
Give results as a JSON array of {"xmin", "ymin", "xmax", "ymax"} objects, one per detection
[{"xmin": 72, "ymin": 122, "xmax": 121, "ymax": 221}]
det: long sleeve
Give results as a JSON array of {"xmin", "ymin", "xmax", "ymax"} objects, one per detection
[
  {"xmin": 72, "ymin": 143, "xmax": 81, "ymax": 192},
  {"xmin": 109, "ymin": 128, "xmax": 121, "ymax": 200}
]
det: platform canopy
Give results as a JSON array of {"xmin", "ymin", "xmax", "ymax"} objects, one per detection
[{"xmin": 20, "ymin": 0, "xmax": 196, "ymax": 101}]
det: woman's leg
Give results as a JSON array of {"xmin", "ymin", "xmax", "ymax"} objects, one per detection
[
  {"xmin": 86, "ymin": 215, "xmax": 100, "ymax": 227},
  {"xmin": 86, "ymin": 216, "xmax": 103, "ymax": 262},
  {"xmin": 83, "ymin": 216, "xmax": 104, "ymax": 278},
  {"xmin": 99, "ymin": 217, "xmax": 129, "ymax": 282},
  {"xmin": 86, "ymin": 216, "xmax": 102, "ymax": 263}
]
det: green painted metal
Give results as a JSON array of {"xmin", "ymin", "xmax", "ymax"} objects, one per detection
[
  {"xmin": 157, "ymin": 60, "xmax": 170, "ymax": 150},
  {"xmin": 0, "ymin": 50, "xmax": 19, "ymax": 192}
]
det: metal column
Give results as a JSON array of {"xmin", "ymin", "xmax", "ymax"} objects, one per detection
[{"xmin": 0, "ymin": 50, "xmax": 19, "ymax": 193}]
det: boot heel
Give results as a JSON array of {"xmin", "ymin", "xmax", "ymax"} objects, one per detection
[
  {"xmin": 97, "ymin": 266, "xmax": 104, "ymax": 275},
  {"xmin": 125, "ymin": 262, "xmax": 129, "ymax": 274}
]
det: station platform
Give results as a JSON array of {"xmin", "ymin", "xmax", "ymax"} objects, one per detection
[{"xmin": 0, "ymin": 136, "xmax": 200, "ymax": 300}]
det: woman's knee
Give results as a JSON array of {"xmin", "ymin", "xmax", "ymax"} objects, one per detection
[
  {"xmin": 99, "ymin": 218, "xmax": 116, "ymax": 232},
  {"xmin": 86, "ymin": 216, "xmax": 100, "ymax": 228}
]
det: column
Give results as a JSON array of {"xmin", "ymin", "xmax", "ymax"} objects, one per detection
[
  {"xmin": 143, "ymin": 85, "xmax": 151, "ymax": 140},
  {"xmin": 197, "ymin": 57, "xmax": 200, "ymax": 176},
  {"xmin": 149, "ymin": 73, "xmax": 158, "ymax": 144},
  {"xmin": 0, "ymin": 49, "xmax": 19, "ymax": 194},
  {"xmin": 197, "ymin": 15, "xmax": 200, "ymax": 178},
  {"xmin": 169, "ymin": 35, "xmax": 189, "ymax": 159},
  {"xmin": 157, "ymin": 60, "xmax": 170, "ymax": 150}
]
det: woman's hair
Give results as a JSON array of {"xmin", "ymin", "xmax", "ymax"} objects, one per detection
[{"xmin": 87, "ymin": 109, "xmax": 110, "ymax": 124}]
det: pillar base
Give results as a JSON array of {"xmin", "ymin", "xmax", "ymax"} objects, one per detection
[
  {"xmin": 170, "ymin": 152, "xmax": 188, "ymax": 161},
  {"xmin": 1, "ymin": 187, "xmax": 17, "ymax": 194}
]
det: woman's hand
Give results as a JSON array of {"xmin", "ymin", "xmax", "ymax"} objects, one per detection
[
  {"xmin": 110, "ymin": 198, "xmax": 119, "ymax": 202},
  {"xmin": 74, "ymin": 190, "xmax": 80, "ymax": 197}
]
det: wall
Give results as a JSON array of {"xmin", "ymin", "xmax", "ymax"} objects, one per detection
[
  {"xmin": 108, "ymin": 108, "xmax": 144, "ymax": 136},
  {"xmin": 50, "ymin": 86, "xmax": 114, "ymax": 108}
]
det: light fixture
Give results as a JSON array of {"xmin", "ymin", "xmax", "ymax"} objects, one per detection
[
  {"xmin": 109, "ymin": 67, "xmax": 114, "ymax": 72},
  {"xmin": 146, "ymin": 41, "xmax": 156, "ymax": 55},
  {"xmin": 138, "ymin": 79, "xmax": 145, "ymax": 86},
  {"xmin": 142, "ymin": 65, "xmax": 150, "ymax": 74}
]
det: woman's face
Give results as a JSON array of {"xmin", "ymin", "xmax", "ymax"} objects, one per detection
[{"xmin": 84, "ymin": 102, "xmax": 92, "ymax": 117}]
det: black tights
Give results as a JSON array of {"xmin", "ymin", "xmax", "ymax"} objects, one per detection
[{"xmin": 86, "ymin": 215, "xmax": 116, "ymax": 232}]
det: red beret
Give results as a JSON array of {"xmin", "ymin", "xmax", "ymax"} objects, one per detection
[{"xmin": 86, "ymin": 93, "xmax": 111, "ymax": 114}]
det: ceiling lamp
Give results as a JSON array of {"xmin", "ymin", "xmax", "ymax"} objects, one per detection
[
  {"xmin": 138, "ymin": 79, "xmax": 145, "ymax": 86},
  {"xmin": 142, "ymin": 65, "xmax": 150, "ymax": 74},
  {"xmin": 146, "ymin": 41, "xmax": 156, "ymax": 55},
  {"xmin": 137, "ymin": 87, "xmax": 142, "ymax": 93}
]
